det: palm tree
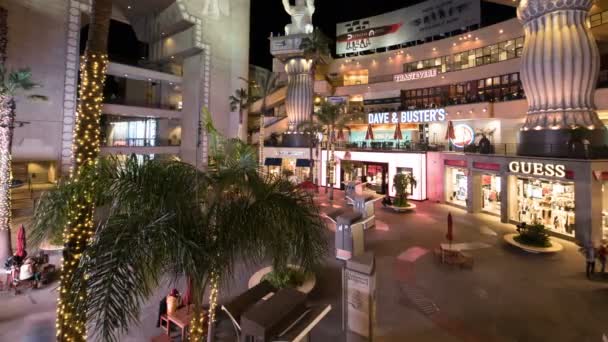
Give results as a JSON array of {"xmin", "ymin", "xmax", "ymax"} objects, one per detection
[
  {"xmin": 57, "ymin": 0, "xmax": 112, "ymax": 339},
  {"xmin": 229, "ymin": 87, "xmax": 250, "ymax": 140},
  {"xmin": 314, "ymin": 102, "xmax": 363, "ymax": 200},
  {"xmin": 31, "ymin": 140, "xmax": 327, "ymax": 342},
  {"xmin": 299, "ymin": 28, "xmax": 331, "ymax": 80},
  {"xmin": 251, "ymin": 70, "xmax": 279, "ymax": 167},
  {"xmin": 297, "ymin": 119, "xmax": 323, "ymax": 186},
  {"xmin": 0, "ymin": 67, "xmax": 46, "ymax": 263}
]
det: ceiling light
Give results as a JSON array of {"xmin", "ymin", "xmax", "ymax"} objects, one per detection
[
  {"xmin": 127, "ymin": 5, "xmax": 132, "ymax": 10},
  {"xmin": 453, "ymin": 43, "xmax": 456, "ymax": 46}
]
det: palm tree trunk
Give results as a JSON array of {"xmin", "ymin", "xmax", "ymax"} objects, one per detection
[
  {"xmin": 329, "ymin": 126, "xmax": 335, "ymax": 201},
  {"xmin": 0, "ymin": 95, "xmax": 14, "ymax": 263},
  {"xmin": 259, "ymin": 113, "xmax": 265, "ymax": 168},
  {"xmin": 58, "ymin": 0, "xmax": 111, "ymax": 340}
]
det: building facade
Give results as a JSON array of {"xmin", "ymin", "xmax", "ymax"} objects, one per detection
[
  {"xmin": 260, "ymin": 0, "xmax": 608, "ymax": 245},
  {"xmin": 3, "ymin": 0, "xmax": 251, "ymax": 184}
]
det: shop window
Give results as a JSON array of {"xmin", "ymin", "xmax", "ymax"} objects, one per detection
[
  {"xmin": 512, "ymin": 178, "xmax": 575, "ymax": 237},
  {"xmin": 481, "ymin": 174, "xmax": 501, "ymax": 215},
  {"xmin": 446, "ymin": 167, "xmax": 468, "ymax": 207}
]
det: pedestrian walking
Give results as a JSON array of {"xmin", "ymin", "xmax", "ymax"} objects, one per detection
[
  {"xmin": 598, "ymin": 240, "xmax": 607, "ymax": 274},
  {"xmin": 584, "ymin": 245, "xmax": 596, "ymax": 278}
]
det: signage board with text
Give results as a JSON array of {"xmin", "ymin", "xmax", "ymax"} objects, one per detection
[
  {"xmin": 336, "ymin": 0, "xmax": 481, "ymax": 54},
  {"xmin": 367, "ymin": 108, "xmax": 447, "ymax": 124},
  {"xmin": 508, "ymin": 161, "xmax": 566, "ymax": 178},
  {"xmin": 394, "ymin": 69, "xmax": 438, "ymax": 82}
]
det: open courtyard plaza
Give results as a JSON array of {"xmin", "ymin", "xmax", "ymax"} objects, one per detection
[{"xmin": 0, "ymin": 190, "xmax": 606, "ymax": 342}]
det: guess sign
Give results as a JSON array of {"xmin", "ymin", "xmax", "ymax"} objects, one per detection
[{"xmin": 508, "ymin": 161, "xmax": 566, "ymax": 178}]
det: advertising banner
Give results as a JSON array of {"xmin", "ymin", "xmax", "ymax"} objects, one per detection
[
  {"xmin": 394, "ymin": 68, "xmax": 438, "ymax": 82},
  {"xmin": 336, "ymin": 0, "xmax": 481, "ymax": 54}
]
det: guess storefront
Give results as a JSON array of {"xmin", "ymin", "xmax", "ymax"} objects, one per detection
[{"xmin": 428, "ymin": 152, "xmax": 608, "ymax": 244}]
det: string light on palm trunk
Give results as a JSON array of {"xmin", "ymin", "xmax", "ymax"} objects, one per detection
[{"xmin": 56, "ymin": 52, "xmax": 107, "ymax": 342}]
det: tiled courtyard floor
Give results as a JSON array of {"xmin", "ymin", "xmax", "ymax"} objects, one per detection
[{"xmin": 1, "ymin": 189, "xmax": 607, "ymax": 341}]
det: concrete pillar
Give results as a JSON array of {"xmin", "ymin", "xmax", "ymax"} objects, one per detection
[
  {"xmin": 469, "ymin": 171, "xmax": 482, "ymax": 214},
  {"xmin": 575, "ymin": 169, "xmax": 603, "ymax": 245},
  {"xmin": 517, "ymin": 0, "xmax": 606, "ymax": 156},
  {"xmin": 500, "ymin": 171, "xmax": 510, "ymax": 224}
]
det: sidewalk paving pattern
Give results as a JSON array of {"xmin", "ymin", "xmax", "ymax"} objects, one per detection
[{"xmin": 1, "ymin": 190, "xmax": 607, "ymax": 341}]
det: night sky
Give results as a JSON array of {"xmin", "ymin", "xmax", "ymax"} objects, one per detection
[{"xmin": 249, "ymin": 0, "xmax": 516, "ymax": 69}]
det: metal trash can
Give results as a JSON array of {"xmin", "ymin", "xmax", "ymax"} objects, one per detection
[
  {"xmin": 345, "ymin": 252, "xmax": 376, "ymax": 339},
  {"xmin": 336, "ymin": 211, "xmax": 364, "ymax": 261},
  {"xmin": 352, "ymin": 194, "xmax": 377, "ymax": 230}
]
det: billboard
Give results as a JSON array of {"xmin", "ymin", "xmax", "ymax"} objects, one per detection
[
  {"xmin": 336, "ymin": 0, "xmax": 481, "ymax": 54},
  {"xmin": 368, "ymin": 109, "xmax": 447, "ymax": 125}
]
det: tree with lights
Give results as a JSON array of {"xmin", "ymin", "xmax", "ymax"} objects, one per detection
[
  {"xmin": 56, "ymin": 0, "xmax": 112, "ymax": 340},
  {"xmin": 297, "ymin": 119, "xmax": 323, "ymax": 186},
  {"xmin": 0, "ymin": 7, "xmax": 47, "ymax": 264},
  {"xmin": 31, "ymin": 138, "xmax": 327, "ymax": 342}
]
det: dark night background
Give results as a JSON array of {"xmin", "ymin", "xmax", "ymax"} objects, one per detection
[{"xmin": 249, "ymin": 0, "xmax": 516, "ymax": 69}]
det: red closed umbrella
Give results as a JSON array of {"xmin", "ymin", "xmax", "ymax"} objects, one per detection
[
  {"xmin": 445, "ymin": 121, "xmax": 456, "ymax": 141},
  {"xmin": 183, "ymin": 276, "xmax": 192, "ymax": 307},
  {"xmin": 446, "ymin": 213, "xmax": 454, "ymax": 245},
  {"xmin": 337, "ymin": 127, "xmax": 345, "ymax": 141},
  {"xmin": 16, "ymin": 224, "xmax": 26, "ymax": 258},
  {"xmin": 393, "ymin": 122, "xmax": 403, "ymax": 140},
  {"xmin": 365, "ymin": 124, "xmax": 375, "ymax": 140}
]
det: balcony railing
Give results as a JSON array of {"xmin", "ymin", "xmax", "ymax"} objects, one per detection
[
  {"xmin": 103, "ymin": 138, "xmax": 180, "ymax": 147},
  {"xmin": 104, "ymin": 98, "xmax": 181, "ymax": 111},
  {"xmin": 331, "ymin": 141, "xmax": 608, "ymax": 159}
]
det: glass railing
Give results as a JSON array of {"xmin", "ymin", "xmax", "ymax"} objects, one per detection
[
  {"xmin": 103, "ymin": 138, "xmax": 180, "ymax": 147},
  {"xmin": 331, "ymin": 141, "xmax": 608, "ymax": 159},
  {"xmin": 104, "ymin": 97, "xmax": 181, "ymax": 111}
]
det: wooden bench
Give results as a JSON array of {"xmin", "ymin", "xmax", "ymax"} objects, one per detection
[{"xmin": 220, "ymin": 280, "xmax": 276, "ymax": 339}]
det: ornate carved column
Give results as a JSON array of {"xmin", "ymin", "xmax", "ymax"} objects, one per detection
[
  {"xmin": 284, "ymin": 57, "xmax": 313, "ymax": 140},
  {"xmin": 517, "ymin": 0, "xmax": 606, "ymax": 156}
]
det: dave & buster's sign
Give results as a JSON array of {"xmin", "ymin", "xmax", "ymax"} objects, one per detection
[
  {"xmin": 394, "ymin": 69, "xmax": 437, "ymax": 83},
  {"xmin": 368, "ymin": 108, "xmax": 447, "ymax": 124},
  {"xmin": 336, "ymin": 0, "xmax": 480, "ymax": 54}
]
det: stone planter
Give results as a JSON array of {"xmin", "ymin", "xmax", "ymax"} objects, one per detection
[
  {"xmin": 248, "ymin": 264, "xmax": 316, "ymax": 294},
  {"xmin": 503, "ymin": 233, "xmax": 563, "ymax": 254},
  {"xmin": 386, "ymin": 203, "xmax": 416, "ymax": 213}
]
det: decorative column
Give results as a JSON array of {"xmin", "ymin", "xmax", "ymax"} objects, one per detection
[
  {"xmin": 283, "ymin": 57, "xmax": 313, "ymax": 147},
  {"xmin": 517, "ymin": 0, "xmax": 607, "ymax": 157}
]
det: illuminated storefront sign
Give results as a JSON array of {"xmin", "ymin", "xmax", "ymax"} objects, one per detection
[
  {"xmin": 508, "ymin": 161, "xmax": 566, "ymax": 178},
  {"xmin": 451, "ymin": 124, "xmax": 475, "ymax": 148},
  {"xmin": 367, "ymin": 108, "xmax": 446, "ymax": 124},
  {"xmin": 393, "ymin": 69, "xmax": 437, "ymax": 82}
]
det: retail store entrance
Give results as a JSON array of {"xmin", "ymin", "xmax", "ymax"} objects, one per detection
[{"xmin": 340, "ymin": 161, "xmax": 388, "ymax": 194}]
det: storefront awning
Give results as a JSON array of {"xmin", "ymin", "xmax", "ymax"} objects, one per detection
[
  {"xmin": 296, "ymin": 159, "xmax": 311, "ymax": 167},
  {"xmin": 264, "ymin": 158, "xmax": 282, "ymax": 166}
]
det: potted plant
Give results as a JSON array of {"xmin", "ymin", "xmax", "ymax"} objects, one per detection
[{"xmin": 392, "ymin": 173, "xmax": 417, "ymax": 208}]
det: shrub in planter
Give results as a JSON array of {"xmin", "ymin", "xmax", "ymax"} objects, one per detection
[
  {"xmin": 514, "ymin": 222, "xmax": 551, "ymax": 248},
  {"xmin": 392, "ymin": 173, "xmax": 417, "ymax": 207},
  {"xmin": 262, "ymin": 267, "xmax": 307, "ymax": 289}
]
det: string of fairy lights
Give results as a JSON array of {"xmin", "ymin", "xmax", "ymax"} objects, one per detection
[{"xmin": 56, "ymin": 52, "xmax": 107, "ymax": 342}]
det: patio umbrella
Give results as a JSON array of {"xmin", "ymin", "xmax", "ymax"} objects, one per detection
[
  {"xmin": 393, "ymin": 122, "xmax": 403, "ymax": 140},
  {"xmin": 365, "ymin": 124, "xmax": 375, "ymax": 140},
  {"xmin": 446, "ymin": 213, "xmax": 454, "ymax": 246},
  {"xmin": 336, "ymin": 127, "xmax": 345, "ymax": 141},
  {"xmin": 16, "ymin": 224, "xmax": 26, "ymax": 258}
]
